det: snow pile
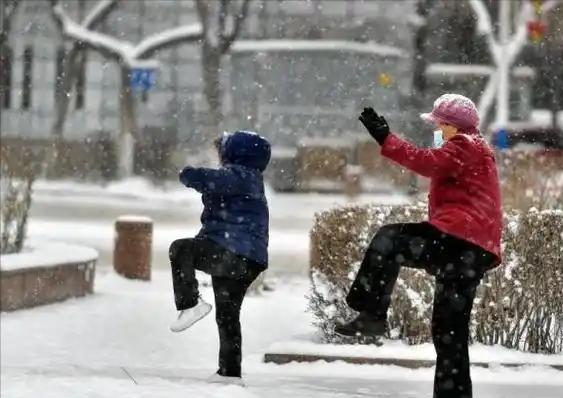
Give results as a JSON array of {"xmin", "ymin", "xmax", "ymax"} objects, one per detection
[
  {"xmin": 116, "ymin": 215, "xmax": 153, "ymax": 224},
  {"xmin": 0, "ymin": 240, "xmax": 98, "ymax": 272}
]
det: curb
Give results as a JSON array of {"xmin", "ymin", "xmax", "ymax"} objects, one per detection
[{"xmin": 264, "ymin": 353, "xmax": 563, "ymax": 371}]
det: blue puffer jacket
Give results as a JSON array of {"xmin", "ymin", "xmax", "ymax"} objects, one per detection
[{"xmin": 179, "ymin": 131, "xmax": 271, "ymax": 266}]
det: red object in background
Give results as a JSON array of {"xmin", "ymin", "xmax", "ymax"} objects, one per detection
[
  {"xmin": 381, "ymin": 133, "xmax": 503, "ymax": 265},
  {"xmin": 527, "ymin": 20, "xmax": 547, "ymax": 42}
]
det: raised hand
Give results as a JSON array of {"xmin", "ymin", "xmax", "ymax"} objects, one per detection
[{"xmin": 359, "ymin": 107, "xmax": 390, "ymax": 145}]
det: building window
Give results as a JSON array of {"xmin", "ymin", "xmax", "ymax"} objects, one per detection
[
  {"xmin": 0, "ymin": 45, "xmax": 12, "ymax": 109},
  {"xmin": 55, "ymin": 47, "xmax": 66, "ymax": 100},
  {"xmin": 75, "ymin": 52, "xmax": 86, "ymax": 109},
  {"xmin": 21, "ymin": 46, "xmax": 33, "ymax": 110}
]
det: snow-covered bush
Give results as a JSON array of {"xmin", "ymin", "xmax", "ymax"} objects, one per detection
[
  {"xmin": 309, "ymin": 204, "xmax": 563, "ymax": 353},
  {"xmin": 1, "ymin": 144, "xmax": 41, "ymax": 255},
  {"xmin": 0, "ymin": 176, "xmax": 34, "ymax": 255},
  {"xmin": 474, "ymin": 208, "xmax": 563, "ymax": 354},
  {"xmin": 501, "ymin": 149, "xmax": 563, "ymax": 211},
  {"xmin": 309, "ymin": 203, "xmax": 432, "ymax": 345}
]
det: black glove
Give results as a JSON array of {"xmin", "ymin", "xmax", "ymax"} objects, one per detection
[{"xmin": 359, "ymin": 107, "xmax": 390, "ymax": 145}]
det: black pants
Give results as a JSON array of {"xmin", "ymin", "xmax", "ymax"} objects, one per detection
[
  {"xmin": 170, "ymin": 238, "xmax": 261, "ymax": 377},
  {"xmin": 347, "ymin": 223, "xmax": 495, "ymax": 398}
]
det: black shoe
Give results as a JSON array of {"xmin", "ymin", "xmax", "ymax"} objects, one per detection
[{"xmin": 334, "ymin": 313, "xmax": 387, "ymax": 337}]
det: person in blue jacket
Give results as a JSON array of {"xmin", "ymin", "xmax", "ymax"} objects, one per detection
[{"xmin": 169, "ymin": 130, "xmax": 271, "ymax": 384}]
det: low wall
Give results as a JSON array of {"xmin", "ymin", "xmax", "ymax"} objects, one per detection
[{"xmin": 0, "ymin": 242, "xmax": 98, "ymax": 311}]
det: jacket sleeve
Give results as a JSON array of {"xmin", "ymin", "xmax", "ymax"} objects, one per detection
[
  {"xmin": 381, "ymin": 133, "xmax": 471, "ymax": 178},
  {"xmin": 179, "ymin": 167, "xmax": 245, "ymax": 195}
]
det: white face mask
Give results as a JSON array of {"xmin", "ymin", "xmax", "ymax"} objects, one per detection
[{"xmin": 433, "ymin": 130, "xmax": 444, "ymax": 148}]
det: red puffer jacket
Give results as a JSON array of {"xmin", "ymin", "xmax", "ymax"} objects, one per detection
[{"xmin": 381, "ymin": 132, "xmax": 503, "ymax": 266}]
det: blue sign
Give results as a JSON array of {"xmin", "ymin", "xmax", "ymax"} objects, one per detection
[
  {"xmin": 129, "ymin": 68, "xmax": 156, "ymax": 92},
  {"xmin": 493, "ymin": 128, "xmax": 509, "ymax": 150}
]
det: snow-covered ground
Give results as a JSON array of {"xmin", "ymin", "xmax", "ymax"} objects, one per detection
[
  {"xmin": 2, "ymin": 268, "xmax": 563, "ymax": 398},
  {"xmin": 3, "ymin": 178, "xmax": 563, "ymax": 397}
]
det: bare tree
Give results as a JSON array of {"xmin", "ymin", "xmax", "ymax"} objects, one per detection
[
  {"xmin": 46, "ymin": 0, "xmax": 118, "ymax": 177},
  {"xmin": 47, "ymin": 1, "xmax": 117, "ymax": 158},
  {"xmin": 469, "ymin": 0, "xmax": 561, "ymax": 133},
  {"xmin": 50, "ymin": 0, "xmax": 203, "ymax": 178},
  {"xmin": 195, "ymin": 0, "xmax": 251, "ymax": 141}
]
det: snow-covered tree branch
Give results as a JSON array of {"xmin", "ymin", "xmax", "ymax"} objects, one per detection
[
  {"xmin": 132, "ymin": 25, "xmax": 204, "ymax": 59},
  {"xmin": 476, "ymin": 72, "xmax": 498, "ymax": 128},
  {"xmin": 51, "ymin": 3, "xmax": 125, "ymax": 61},
  {"xmin": 506, "ymin": 1, "xmax": 534, "ymax": 64},
  {"xmin": 468, "ymin": 0, "xmax": 501, "ymax": 62},
  {"xmin": 49, "ymin": 0, "xmax": 204, "ymax": 178},
  {"xmin": 469, "ymin": 0, "xmax": 493, "ymax": 35},
  {"xmin": 80, "ymin": 0, "xmax": 117, "ymax": 28},
  {"xmin": 469, "ymin": 0, "xmax": 533, "ymax": 129},
  {"xmin": 219, "ymin": 0, "xmax": 251, "ymax": 53},
  {"xmin": 469, "ymin": 0, "xmax": 562, "ymax": 130},
  {"xmin": 51, "ymin": 1, "xmax": 203, "ymax": 66}
]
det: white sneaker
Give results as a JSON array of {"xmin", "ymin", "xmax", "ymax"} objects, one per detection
[
  {"xmin": 207, "ymin": 373, "xmax": 245, "ymax": 387},
  {"xmin": 170, "ymin": 298, "xmax": 212, "ymax": 333}
]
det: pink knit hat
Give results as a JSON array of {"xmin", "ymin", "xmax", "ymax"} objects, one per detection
[{"xmin": 420, "ymin": 93, "xmax": 479, "ymax": 131}]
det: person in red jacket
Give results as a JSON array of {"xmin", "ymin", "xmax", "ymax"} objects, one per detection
[{"xmin": 335, "ymin": 94, "xmax": 502, "ymax": 398}]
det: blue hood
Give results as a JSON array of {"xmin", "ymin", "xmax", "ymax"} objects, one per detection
[{"xmin": 221, "ymin": 131, "xmax": 271, "ymax": 172}]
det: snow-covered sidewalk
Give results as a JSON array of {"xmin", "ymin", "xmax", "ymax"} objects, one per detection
[{"xmin": 2, "ymin": 269, "xmax": 562, "ymax": 398}]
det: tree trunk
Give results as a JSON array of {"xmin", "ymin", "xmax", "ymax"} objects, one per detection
[
  {"xmin": 52, "ymin": 47, "xmax": 81, "ymax": 137},
  {"xmin": 117, "ymin": 66, "xmax": 137, "ymax": 179},
  {"xmin": 45, "ymin": 46, "xmax": 82, "ymax": 178},
  {"xmin": 201, "ymin": 45, "xmax": 223, "ymax": 142}
]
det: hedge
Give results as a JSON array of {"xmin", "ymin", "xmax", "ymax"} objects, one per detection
[{"xmin": 309, "ymin": 204, "xmax": 563, "ymax": 354}]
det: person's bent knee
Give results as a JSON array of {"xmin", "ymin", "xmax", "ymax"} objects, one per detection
[
  {"xmin": 169, "ymin": 239, "xmax": 187, "ymax": 261},
  {"xmin": 369, "ymin": 225, "xmax": 401, "ymax": 256}
]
